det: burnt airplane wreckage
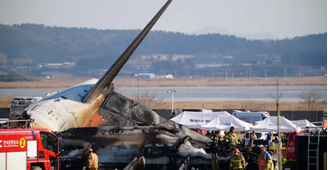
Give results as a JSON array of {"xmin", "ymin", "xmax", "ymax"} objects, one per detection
[
  {"xmin": 17, "ymin": 0, "xmax": 268, "ymax": 169},
  {"xmin": 55, "ymin": 124, "xmax": 266, "ymax": 170}
]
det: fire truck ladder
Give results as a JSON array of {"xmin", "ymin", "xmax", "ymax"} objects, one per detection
[{"xmin": 307, "ymin": 127, "xmax": 321, "ymax": 170}]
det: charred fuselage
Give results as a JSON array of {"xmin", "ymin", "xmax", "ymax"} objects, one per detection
[{"xmin": 57, "ymin": 91, "xmax": 213, "ymax": 169}]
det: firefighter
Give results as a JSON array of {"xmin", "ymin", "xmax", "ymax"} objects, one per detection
[
  {"xmin": 258, "ymin": 148, "xmax": 272, "ymax": 170},
  {"xmin": 257, "ymin": 148, "xmax": 267, "ymax": 170},
  {"xmin": 88, "ymin": 148, "xmax": 98, "ymax": 170},
  {"xmin": 267, "ymin": 132, "xmax": 275, "ymax": 148},
  {"xmin": 227, "ymin": 126, "xmax": 238, "ymax": 147},
  {"xmin": 216, "ymin": 130, "xmax": 224, "ymax": 141},
  {"xmin": 246, "ymin": 139, "xmax": 254, "ymax": 152},
  {"xmin": 250, "ymin": 131, "xmax": 257, "ymax": 140},
  {"xmin": 230, "ymin": 148, "xmax": 246, "ymax": 170},
  {"xmin": 206, "ymin": 131, "xmax": 210, "ymax": 137},
  {"xmin": 224, "ymin": 131, "xmax": 229, "ymax": 142}
]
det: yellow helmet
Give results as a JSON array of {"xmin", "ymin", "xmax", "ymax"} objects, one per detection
[{"xmin": 88, "ymin": 148, "xmax": 93, "ymax": 152}]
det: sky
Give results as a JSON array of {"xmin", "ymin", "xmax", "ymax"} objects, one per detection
[{"xmin": 0, "ymin": 0, "xmax": 326, "ymax": 38}]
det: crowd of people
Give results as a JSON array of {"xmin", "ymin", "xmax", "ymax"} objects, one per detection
[{"xmin": 204, "ymin": 126, "xmax": 283, "ymax": 170}]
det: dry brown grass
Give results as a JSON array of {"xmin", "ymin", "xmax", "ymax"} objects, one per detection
[
  {"xmin": 0, "ymin": 76, "xmax": 326, "ymax": 88},
  {"xmin": 159, "ymin": 100, "xmax": 327, "ymax": 111},
  {"xmin": 0, "ymin": 97, "xmax": 12, "ymax": 108},
  {"xmin": 115, "ymin": 97, "xmax": 326, "ymax": 111},
  {"xmin": 115, "ymin": 76, "xmax": 327, "ymax": 87},
  {"xmin": 0, "ymin": 77, "xmax": 89, "ymax": 88},
  {"xmin": 1, "ymin": 96, "xmax": 326, "ymax": 111}
]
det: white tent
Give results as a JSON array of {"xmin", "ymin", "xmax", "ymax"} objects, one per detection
[
  {"xmin": 200, "ymin": 115, "xmax": 253, "ymax": 131},
  {"xmin": 291, "ymin": 119, "xmax": 317, "ymax": 129},
  {"xmin": 170, "ymin": 111, "xmax": 231, "ymax": 128},
  {"xmin": 250, "ymin": 116, "xmax": 300, "ymax": 132}
]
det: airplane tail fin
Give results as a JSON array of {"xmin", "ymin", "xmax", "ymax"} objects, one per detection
[{"xmin": 83, "ymin": 0, "xmax": 173, "ymax": 103}]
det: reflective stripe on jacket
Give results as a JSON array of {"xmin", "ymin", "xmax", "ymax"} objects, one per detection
[
  {"xmin": 247, "ymin": 146, "xmax": 253, "ymax": 152},
  {"xmin": 230, "ymin": 155, "xmax": 246, "ymax": 170},
  {"xmin": 225, "ymin": 133, "xmax": 230, "ymax": 142},
  {"xmin": 258, "ymin": 154, "xmax": 268, "ymax": 170}
]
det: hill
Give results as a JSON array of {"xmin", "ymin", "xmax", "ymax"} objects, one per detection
[
  {"xmin": 188, "ymin": 26, "xmax": 280, "ymax": 40},
  {"xmin": 0, "ymin": 24, "xmax": 326, "ymax": 68}
]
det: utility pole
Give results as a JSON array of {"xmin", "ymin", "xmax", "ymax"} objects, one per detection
[
  {"xmin": 225, "ymin": 68, "xmax": 228, "ymax": 79},
  {"xmin": 207, "ymin": 70, "xmax": 209, "ymax": 78},
  {"xmin": 270, "ymin": 78, "xmax": 283, "ymax": 170},
  {"xmin": 134, "ymin": 74, "xmax": 140, "ymax": 102},
  {"xmin": 187, "ymin": 68, "xmax": 189, "ymax": 78},
  {"xmin": 167, "ymin": 89, "xmax": 178, "ymax": 114},
  {"xmin": 284, "ymin": 67, "xmax": 287, "ymax": 78}
]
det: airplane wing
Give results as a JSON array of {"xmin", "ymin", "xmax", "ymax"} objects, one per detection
[{"xmin": 83, "ymin": 0, "xmax": 173, "ymax": 103}]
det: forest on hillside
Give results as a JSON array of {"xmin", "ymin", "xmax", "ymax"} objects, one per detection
[{"xmin": 0, "ymin": 24, "xmax": 326, "ymax": 69}]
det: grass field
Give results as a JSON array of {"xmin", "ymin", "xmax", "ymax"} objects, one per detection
[
  {"xmin": 0, "ymin": 76, "xmax": 326, "ymax": 88},
  {"xmin": 1, "ymin": 96, "xmax": 326, "ymax": 111},
  {"xmin": 161, "ymin": 100, "xmax": 327, "ymax": 111},
  {"xmin": 0, "ymin": 97, "xmax": 12, "ymax": 108}
]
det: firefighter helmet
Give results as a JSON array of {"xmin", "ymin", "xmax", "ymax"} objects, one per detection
[
  {"xmin": 234, "ymin": 148, "xmax": 239, "ymax": 153},
  {"xmin": 88, "ymin": 148, "xmax": 93, "ymax": 152}
]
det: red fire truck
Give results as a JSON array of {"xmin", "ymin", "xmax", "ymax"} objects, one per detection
[
  {"xmin": 0, "ymin": 128, "xmax": 59, "ymax": 170},
  {"xmin": 284, "ymin": 127, "xmax": 327, "ymax": 170}
]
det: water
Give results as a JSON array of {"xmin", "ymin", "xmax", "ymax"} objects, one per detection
[{"xmin": 0, "ymin": 86, "xmax": 326, "ymax": 102}]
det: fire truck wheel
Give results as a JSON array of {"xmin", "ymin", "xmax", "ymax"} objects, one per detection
[{"xmin": 31, "ymin": 166, "xmax": 43, "ymax": 170}]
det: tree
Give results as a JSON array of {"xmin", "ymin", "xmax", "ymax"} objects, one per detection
[
  {"xmin": 134, "ymin": 90, "xmax": 164, "ymax": 109},
  {"xmin": 167, "ymin": 54, "xmax": 173, "ymax": 61},
  {"xmin": 266, "ymin": 59, "xmax": 273, "ymax": 64},
  {"xmin": 299, "ymin": 89, "xmax": 322, "ymax": 111}
]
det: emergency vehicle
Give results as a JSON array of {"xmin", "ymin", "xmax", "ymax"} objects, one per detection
[
  {"xmin": 0, "ymin": 127, "xmax": 59, "ymax": 170},
  {"xmin": 232, "ymin": 111, "xmax": 270, "ymax": 124},
  {"xmin": 284, "ymin": 127, "xmax": 327, "ymax": 170}
]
